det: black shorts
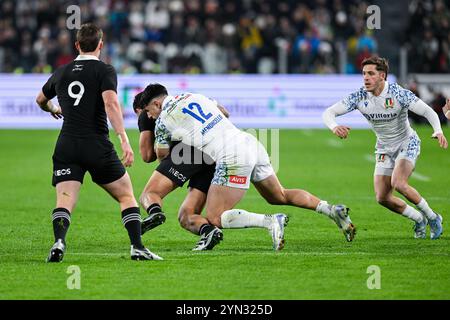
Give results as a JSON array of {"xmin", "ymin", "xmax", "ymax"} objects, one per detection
[
  {"xmin": 51, "ymin": 134, "xmax": 126, "ymax": 186},
  {"xmin": 155, "ymin": 144, "xmax": 215, "ymax": 194}
]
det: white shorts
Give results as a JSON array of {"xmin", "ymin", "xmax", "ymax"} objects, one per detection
[
  {"xmin": 374, "ymin": 133, "xmax": 421, "ymax": 176},
  {"xmin": 211, "ymin": 133, "xmax": 274, "ymax": 189}
]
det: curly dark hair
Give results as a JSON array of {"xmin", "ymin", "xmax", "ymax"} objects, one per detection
[
  {"xmin": 132, "ymin": 91, "xmax": 144, "ymax": 113},
  {"xmin": 140, "ymin": 83, "xmax": 168, "ymax": 107}
]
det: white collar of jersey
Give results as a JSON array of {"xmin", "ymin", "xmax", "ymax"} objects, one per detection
[
  {"xmin": 368, "ymin": 81, "xmax": 389, "ymax": 98},
  {"xmin": 161, "ymin": 95, "xmax": 175, "ymax": 111},
  {"xmin": 75, "ymin": 55, "xmax": 99, "ymax": 61}
]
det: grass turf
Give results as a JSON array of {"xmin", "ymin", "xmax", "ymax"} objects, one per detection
[{"xmin": 0, "ymin": 127, "xmax": 449, "ymax": 299}]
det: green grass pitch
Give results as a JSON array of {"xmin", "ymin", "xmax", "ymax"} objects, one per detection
[{"xmin": 0, "ymin": 127, "xmax": 449, "ymax": 300}]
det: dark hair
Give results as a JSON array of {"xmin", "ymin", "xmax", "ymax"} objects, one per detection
[
  {"xmin": 132, "ymin": 91, "xmax": 144, "ymax": 113},
  {"xmin": 361, "ymin": 55, "xmax": 389, "ymax": 80},
  {"xmin": 76, "ymin": 23, "xmax": 103, "ymax": 52},
  {"xmin": 140, "ymin": 83, "xmax": 168, "ymax": 107}
]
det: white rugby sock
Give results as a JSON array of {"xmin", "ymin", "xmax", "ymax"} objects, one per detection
[
  {"xmin": 401, "ymin": 205, "xmax": 424, "ymax": 223},
  {"xmin": 416, "ymin": 198, "xmax": 437, "ymax": 220},
  {"xmin": 221, "ymin": 209, "xmax": 272, "ymax": 229},
  {"xmin": 315, "ymin": 200, "xmax": 332, "ymax": 217}
]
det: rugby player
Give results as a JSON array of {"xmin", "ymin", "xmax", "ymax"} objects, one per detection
[
  {"xmin": 133, "ymin": 91, "xmax": 224, "ymax": 251},
  {"xmin": 36, "ymin": 23, "xmax": 162, "ymax": 262},
  {"xmin": 323, "ymin": 56, "xmax": 447, "ymax": 239},
  {"xmin": 139, "ymin": 84, "xmax": 356, "ymax": 251}
]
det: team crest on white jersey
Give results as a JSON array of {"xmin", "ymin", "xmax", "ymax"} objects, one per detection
[{"xmin": 385, "ymin": 98, "xmax": 394, "ymax": 109}]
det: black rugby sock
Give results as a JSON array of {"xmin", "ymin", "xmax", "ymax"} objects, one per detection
[
  {"xmin": 52, "ymin": 208, "xmax": 71, "ymax": 244},
  {"xmin": 199, "ymin": 224, "xmax": 215, "ymax": 236},
  {"xmin": 122, "ymin": 207, "xmax": 144, "ymax": 249},
  {"xmin": 146, "ymin": 203, "xmax": 162, "ymax": 215}
]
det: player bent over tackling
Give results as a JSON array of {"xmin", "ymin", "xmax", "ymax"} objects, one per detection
[
  {"xmin": 323, "ymin": 56, "xmax": 447, "ymax": 239},
  {"xmin": 133, "ymin": 91, "xmax": 223, "ymax": 250},
  {"xmin": 140, "ymin": 84, "xmax": 356, "ymax": 251}
]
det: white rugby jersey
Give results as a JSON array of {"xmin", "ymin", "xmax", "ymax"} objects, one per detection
[
  {"xmin": 154, "ymin": 93, "xmax": 241, "ymax": 161},
  {"xmin": 323, "ymin": 81, "xmax": 442, "ymax": 153}
]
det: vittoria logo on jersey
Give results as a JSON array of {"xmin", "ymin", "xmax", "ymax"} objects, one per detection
[
  {"xmin": 364, "ymin": 101, "xmax": 369, "ymax": 108},
  {"xmin": 385, "ymin": 98, "xmax": 394, "ymax": 109},
  {"xmin": 229, "ymin": 175, "xmax": 247, "ymax": 184},
  {"xmin": 363, "ymin": 113, "xmax": 398, "ymax": 122}
]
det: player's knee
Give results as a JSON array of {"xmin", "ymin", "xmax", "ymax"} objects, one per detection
[
  {"xmin": 391, "ymin": 180, "xmax": 408, "ymax": 194},
  {"xmin": 375, "ymin": 193, "xmax": 391, "ymax": 206}
]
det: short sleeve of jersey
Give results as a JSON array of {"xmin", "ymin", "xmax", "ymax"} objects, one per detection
[
  {"xmin": 342, "ymin": 87, "xmax": 366, "ymax": 111},
  {"xmin": 100, "ymin": 64, "xmax": 117, "ymax": 93},
  {"xmin": 138, "ymin": 112, "xmax": 156, "ymax": 132},
  {"xmin": 42, "ymin": 73, "xmax": 57, "ymax": 99},
  {"xmin": 154, "ymin": 118, "xmax": 171, "ymax": 149},
  {"xmin": 389, "ymin": 83, "xmax": 419, "ymax": 109}
]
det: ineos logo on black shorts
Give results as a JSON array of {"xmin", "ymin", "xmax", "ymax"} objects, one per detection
[
  {"xmin": 168, "ymin": 167, "xmax": 186, "ymax": 182},
  {"xmin": 54, "ymin": 168, "xmax": 72, "ymax": 176}
]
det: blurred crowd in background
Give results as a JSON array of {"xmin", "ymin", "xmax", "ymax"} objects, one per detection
[
  {"xmin": 0, "ymin": 0, "xmax": 379, "ymax": 74},
  {"xmin": 407, "ymin": 0, "xmax": 450, "ymax": 74},
  {"xmin": 0, "ymin": 0, "xmax": 449, "ymax": 74},
  {"xmin": 0, "ymin": 0, "xmax": 448, "ymax": 122}
]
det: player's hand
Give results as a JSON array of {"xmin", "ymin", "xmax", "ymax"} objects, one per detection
[
  {"xmin": 50, "ymin": 106, "xmax": 63, "ymax": 120},
  {"xmin": 332, "ymin": 125, "xmax": 351, "ymax": 139},
  {"xmin": 121, "ymin": 142, "xmax": 134, "ymax": 167},
  {"xmin": 432, "ymin": 132, "xmax": 448, "ymax": 149}
]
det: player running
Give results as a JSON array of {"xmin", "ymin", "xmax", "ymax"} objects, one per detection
[
  {"xmin": 323, "ymin": 55, "xmax": 447, "ymax": 240},
  {"xmin": 36, "ymin": 23, "xmax": 162, "ymax": 261},
  {"xmin": 139, "ymin": 84, "xmax": 356, "ymax": 251},
  {"xmin": 133, "ymin": 91, "xmax": 223, "ymax": 251}
]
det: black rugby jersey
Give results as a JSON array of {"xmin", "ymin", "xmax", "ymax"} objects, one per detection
[
  {"xmin": 137, "ymin": 111, "xmax": 156, "ymax": 132},
  {"xmin": 42, "ymin": 55, "xmax": 117, "ymax": 137}
]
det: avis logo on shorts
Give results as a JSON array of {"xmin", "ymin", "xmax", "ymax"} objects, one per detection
[
  {"xmin": 54, "ymin": 168, "xmax": 72, "ymax": 176},
  {"xmin": 229, "ymin": 175, "xmax": 247, "ymax": 184}
]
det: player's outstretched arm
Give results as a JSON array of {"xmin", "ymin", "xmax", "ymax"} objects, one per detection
[
  {"xmin": 102, "ymin": 90, "xmax": 134, "ymax": 166},
  {"xmin": 322, "ymin": 102, "xmax": 351, "ymax": 139},
  {"xmin": 443, "ymin": 98, "xmax": 450, "ymax": 120},
  {"xmin": 36, "ymin": 91, "xmax": 62, "ymax": 119},
  {"xmin": 409, "ymin": 99, "xmax": 448, "ymax": 149}
]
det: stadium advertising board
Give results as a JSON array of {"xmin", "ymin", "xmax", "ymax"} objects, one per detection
[{"xmin": 0, "ymin": 74, "xmax": 393, "ymax": 129}]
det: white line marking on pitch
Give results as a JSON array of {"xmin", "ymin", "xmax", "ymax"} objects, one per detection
[
  {"xmin": 410, "ymin": 172, "xmax": 431, "ymax": 182},
  {"xmin": 364, "ymin": 154, "xmax": 431, "ymax": 182}
]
